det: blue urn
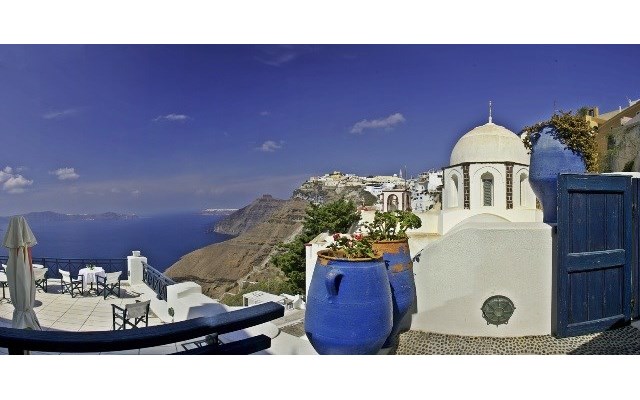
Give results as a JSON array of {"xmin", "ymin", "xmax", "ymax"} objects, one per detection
[
  {"xmin": 528, "ymin": 125, "xmax": 586, "ymax": 223},
  {"xmin": 372, "ymin": 240, "xmax": 415, "ymax": 348},
  {"xmin": 305, "ymin": 250, "xmax": 393, "ymax": 355}
]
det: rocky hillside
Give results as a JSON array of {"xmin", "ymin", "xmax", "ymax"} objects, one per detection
[
  {"xmin": 293, "ymin": 182, "xmax": 377, "ymax": 206},
  {"xmin": 603, "ymin": 120, "xmax": 640, "ymax": 172},
  {"xmin": 208, "ymin": 194, "xmax": 288, "ymax": 236},
  {"xmin": 165, "ymin": 198, "xmax": 309, "ymax": 299}
]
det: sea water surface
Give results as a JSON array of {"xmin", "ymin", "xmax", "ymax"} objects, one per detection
[{"xmin": 19, "ymin": 213, "xmax": 232, "ymax": 272}]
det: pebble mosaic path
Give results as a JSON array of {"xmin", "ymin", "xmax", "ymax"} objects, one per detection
[
  {"xmin": 284, "ymin": 321, "xmax": 640, "ymax": 355},
  {"xmin": 392, "ymin": 326, "xmax": 640, "ymax": 355}
]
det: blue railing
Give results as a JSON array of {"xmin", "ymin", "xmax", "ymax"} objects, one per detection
[
  {"xmin": 142, "ymin": 262, "xmax": 175, "ymax": 301},
  {"xmin": 0, "ymin": 301, "xmax": 285, "ymax": 355},
  {"xmin": 0, "ymin": 256, "xmax": 127, "ymax": 280}
]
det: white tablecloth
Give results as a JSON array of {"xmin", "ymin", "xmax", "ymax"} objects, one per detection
[{"xmin": 78, "ymin": 267, "xmax": 105, "ymax": 292}]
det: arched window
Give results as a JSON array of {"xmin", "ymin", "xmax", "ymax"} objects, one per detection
[
  {"xmin": 449, "ymin": 175, "xmax": 459, "ymax": 208},
  {"xmin": 481, "ymin": 172, "xmax": 493, "ymax": 206},
  {"xmin": 387, "ymin": 194, "xmax": 399, "ymax": 211},
  {"xmin": 519, "ymin": 173, "xmax": 528, "ymax": 207}
]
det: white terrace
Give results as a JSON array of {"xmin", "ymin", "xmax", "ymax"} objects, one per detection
[{"xmin": 0, "ymin": 252, "xmax": 311, "ymax": 355}]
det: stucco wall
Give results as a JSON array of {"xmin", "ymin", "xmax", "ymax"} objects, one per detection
[
  {"xmin": 440, "ymin": 164, "xmax": 539, "ymax": 235},
  {"xmin": 411, "ymin": 221, "xmax": 554, "ymax": 337}
]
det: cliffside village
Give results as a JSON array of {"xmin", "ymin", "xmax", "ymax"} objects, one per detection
[{"xmin": 303, "ymin": 169, "xmax": 444, "ymax": 212}]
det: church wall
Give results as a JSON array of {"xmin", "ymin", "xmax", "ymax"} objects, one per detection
[
  {"xmin": 470, "ymin": 164, "xmax": 506, "ymax": 210},
  {"xmin": 442, "ymin": 166, "xmax": 463, "ymax": 210},
  {"xmin": 513, "ymin": 167, "xmax": 537, "ymax": 208},
  {"xmin": 411, "ymin": 222, "xmax": 554, "ymax": 337}
]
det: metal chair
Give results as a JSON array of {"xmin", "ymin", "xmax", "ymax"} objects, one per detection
[
  {"xmin": 33, "ymin": 267, "xmax": 48, "ymax": 293},
  {"xmin": 96, "ymin": 272, "xmax": 122, "ymax": 299},
  {"xmin": 59, "ymin": 269, "xmax": 84, "ymax": 298},
  {"xmin": 112, "ymin": 300, "xmax": 151, "ymax": 330}
]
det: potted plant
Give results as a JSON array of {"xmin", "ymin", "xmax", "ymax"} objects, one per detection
[
  {"xmin": 304, "ymin": 233, "xmax": 393, "ymax": 355},
  {"xmin": 168, "ymin": 307, "xmax": 175, "ymax": 323},
  {"xmin": 521, "ymin": 111, "xmax": 595, "ymax": 223},
  {"xmin": 362, "ymin": 210, "xmax": 422, "ymax": 347}
]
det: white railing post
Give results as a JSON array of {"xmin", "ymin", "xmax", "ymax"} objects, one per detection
[{"xmin": 127, "ymin": 250, "xmax": 147, "ymax": 285}]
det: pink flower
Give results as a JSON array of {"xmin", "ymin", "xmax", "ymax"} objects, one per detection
[
  {"xmin": 333, "ymin": 233, "xmax": 341, "ymax": 241},
  {"xmin": 353, "ymin": 232, "xmax": 363, "ymax": 240}
]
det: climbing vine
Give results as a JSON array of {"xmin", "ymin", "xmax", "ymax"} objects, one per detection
[{"xmin": 521, "ymin": 111, "xmax": 599, "ymax": 172}]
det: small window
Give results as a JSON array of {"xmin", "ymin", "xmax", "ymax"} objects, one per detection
[
  {"xmin": 481, "ymin": 172, "xmax": 493, "ymax": 206},
  {"xmin": 449, "ymin": 175, "xmax": 459, "ymax": 208}
]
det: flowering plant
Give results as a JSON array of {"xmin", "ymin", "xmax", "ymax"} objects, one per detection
[
  {"xmin": 363, "ymin": 210, "xmax": 422, "ymax": 241},
  {"xmin": 326, "ymin": 233, "xmax": 377, "ymax": 259}
]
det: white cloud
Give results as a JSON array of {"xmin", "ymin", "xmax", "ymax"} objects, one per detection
[
  {"xmin": 50, "ymin": 167, "xmax": 80, "ymax": 180},
  {"xmin": 259, "ymin": 111, "xmax": 271, "ymax": 116},
  {"xmin": 3, "ymin": 175, "xmax": 33, "ymax": 194},
  {"xmin": 255, "ymin": 45, "xmax": 315, "ymax": 67},
  {"xmin": 43, "ymin": 108, "xmax": 78, "ymax": 119},
  {"xmin": 258, "ymin": 140, "xmax": 283, "ymax": 152},
  {"xmin": 153, "ymin": 113, "xmax": 190, "ymax": 122},
  {"xmin": 350, "ymin": 112, "xmax": 406, "ymax": 134},
  {"xmin": 0, "ymin": 165, "xmax": 33, "ymax": 194}
]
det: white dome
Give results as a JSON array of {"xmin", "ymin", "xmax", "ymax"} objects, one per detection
[{"xmin": 450, "ymin": 122, "xmax": 529, "ymax": 165}]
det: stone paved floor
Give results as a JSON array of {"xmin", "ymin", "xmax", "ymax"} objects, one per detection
[
  {"xmin": 392, "ymin": 326, "xmax": 640, "ymax": 355},
  {"xmin": 0, "ymin": 280, "xmax": 205, "ymax": 355},
  {"xmin": 283, "ymin": 317, "xmax": 640, "ymax": 355}
]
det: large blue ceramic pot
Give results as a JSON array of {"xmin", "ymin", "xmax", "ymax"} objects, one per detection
[
  {"xmin": 372, "ymin": 239, "xmax": 415, "ymax": 348},
  {"xmin": 528, "ymin": 125, "xmax": 586, "ymax": 223},
  {"xmin": 305, "ymin": 250, "xmax": 392, "ymax": 355}
]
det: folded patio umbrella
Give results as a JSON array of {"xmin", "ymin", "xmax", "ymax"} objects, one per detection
[{"xmin": 3, "ymin": 216, "xmax": 41, "ymax": 330}]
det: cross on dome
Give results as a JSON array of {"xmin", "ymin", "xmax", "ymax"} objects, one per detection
[{"xmin": 489, "ymin": 100, "xmax": 493, "ymax": 124}]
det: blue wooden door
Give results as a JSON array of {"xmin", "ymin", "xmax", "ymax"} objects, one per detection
[{"xmin": 556, "ymin": 174, "xmax": 633, "ymax": 338}]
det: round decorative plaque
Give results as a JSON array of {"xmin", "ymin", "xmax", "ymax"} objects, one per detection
[{"xmin": 481, "ymin": 295, "xmax": 515, "ymax": 326}]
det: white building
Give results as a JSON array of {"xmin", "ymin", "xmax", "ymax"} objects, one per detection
[
  {"xmin": 439, "ymin": 118, "xmax": 540, "ymax": 234},
  {"xmin": 410, "ymin": 112, "xmax": 550, "ymax": 337}
]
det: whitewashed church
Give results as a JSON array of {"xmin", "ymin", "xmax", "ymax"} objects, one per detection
[{"xmin": 439, "ymin": 108, "xmax": 540, "ymax": 234}]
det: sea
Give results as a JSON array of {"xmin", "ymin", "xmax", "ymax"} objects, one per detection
[{"xmin": 12, "ymin": 213, "xmax": 233, "ymax": 272}]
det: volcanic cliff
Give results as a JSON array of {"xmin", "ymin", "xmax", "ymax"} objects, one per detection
[{"xmin": 164, "ymin": 198, "xmax": 308, "ymax": 299}]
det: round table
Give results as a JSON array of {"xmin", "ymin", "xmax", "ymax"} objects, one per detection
[{"xmin": 78, "ymin": 267, "xmax": 106, "ymax": 293}]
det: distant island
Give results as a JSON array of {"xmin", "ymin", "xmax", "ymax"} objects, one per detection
[
  {"xmin": 0, "ymin": 211, "xmax": 139, "ymax": 224},
  {"xmin": 200, "ymin": 208, "xmax": 238, "ymax": 216}
]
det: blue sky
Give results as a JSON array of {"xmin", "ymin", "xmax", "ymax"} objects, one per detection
[{"xmin": 0, "ymin": 44, "xmax": 639, "ymax": 215}]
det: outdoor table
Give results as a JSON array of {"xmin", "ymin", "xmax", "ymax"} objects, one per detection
[{"xmin": 78, "ymin": 267, "xmax": 106, "ymax": 294}]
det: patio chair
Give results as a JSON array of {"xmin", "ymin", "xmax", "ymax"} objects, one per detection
[
  {"xmin": 112, "ymin": 300, "xmax": 151, "ymax": 330},
  {"xmin": 33, "ymin": 267, "xmax": 48, "ymax": 293},
  {"xmin": 59, "ymin": 269, "xmax": 84, "ymax": 298},
  {"xmin": 0, "ymin": 269, "xmax": 9, "ymax": 303},
  {"xmin": 96, "ymin": 272, "xmax": 122, "ymax": 299}
]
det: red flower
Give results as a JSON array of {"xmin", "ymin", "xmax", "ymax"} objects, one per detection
[
  {"xmin": 353, "ymin": 232, "xmax": 363, "ymax": 240},
  {"xmin": 333, "ymin": 233, "xmax": 341, "ymax": 241}
]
